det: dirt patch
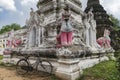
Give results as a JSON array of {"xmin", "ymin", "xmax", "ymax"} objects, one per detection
[{"xmin": 0, "ymin": 66, "xmax": 59, "ymax": 80}]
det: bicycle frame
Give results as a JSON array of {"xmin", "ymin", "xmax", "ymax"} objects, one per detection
[{"xmin": 24, "ymin": 55, "xmax": 43, "ymax": 71}]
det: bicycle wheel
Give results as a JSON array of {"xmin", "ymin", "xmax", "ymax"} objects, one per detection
[
  {"xmin": 37, "ymin": 60, "xmax": 53, "ymax": 74},
  {"xmin": 16, "ymin": 59, "xmax": 29, "ymax": 75}
]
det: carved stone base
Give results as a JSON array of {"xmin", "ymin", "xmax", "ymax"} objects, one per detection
[
  {"xmin": 2, "ymin": 55, "xmax": 12, "ymax": 64},
  {"xmin": 55, "ymin": 59, "xmax": 80, "ymax": 80},
  {"xmin": 88, "ymin": 47, "xmax": 100, "ymax": 53}
]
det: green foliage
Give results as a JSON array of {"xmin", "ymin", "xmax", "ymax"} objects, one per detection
[
  {"xmin": 78, "ymin": 61, "xmax": 120, "ymax": 80},
  {"xmin": 116, "ymin": 57, "xmax": 120, "ymax": 68},
  {"xmin": 109, "ymin": 14, "xmax": 120, "ymax": 51},
  {"xmin": 50, "ymin": 75, "xmax": 61, "ymax": 80},
  {"xmin": 0, "ymin": 23, "xmax": 21, "ymax": 34},
  {"xmin": 109, "ymin": 14, "xmax": 120, "ymax": 31},
  {"xmin": 114, "ymin": 52, "xmax": 120, "ymax": 71},
  {"xmin": 110, "ymin": 14, "xmax": 120, "ymax": 28},
  {"xmin": 114, "ymin": 52, "xmax": 120, "ymax": 58}
]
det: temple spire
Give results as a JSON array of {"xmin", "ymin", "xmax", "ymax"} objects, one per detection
[
  {"xmin": 85, "ymin": 0, "xmax": 113, "ymax": 38},
  {"xmin": 87, "ymin": 0, "xmax": 100, "ymax": 7}
]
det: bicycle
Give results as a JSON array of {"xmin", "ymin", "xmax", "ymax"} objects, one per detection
[{"xmin": 16, "ymin": 53, "xmax": 53, "ymax": 75}]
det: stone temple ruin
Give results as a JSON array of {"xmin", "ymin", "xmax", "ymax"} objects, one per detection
[
  {"xmin": 26, "ymin": 0, "xmax": 101, "ymax": 53},
  {"xmin": 8, "ymin": 0, "xmax": 115, "ymax": 80}
]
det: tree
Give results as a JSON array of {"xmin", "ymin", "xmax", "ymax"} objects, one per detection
[
  {"xmin": 109, "ymin": 14, "xmax": 120, "ymax": 51},
  {"xmin": 0, "ymin": 23, "xmax": 21, "ymax": 34},
  {"xmin": 109, "ymin": 14, "xmax": 120, "ymax": 31}
]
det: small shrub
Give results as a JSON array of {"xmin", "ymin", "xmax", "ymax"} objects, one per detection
[{"xmin": 0, "ymin": 61, "xmax": 5, "ymax": 66}]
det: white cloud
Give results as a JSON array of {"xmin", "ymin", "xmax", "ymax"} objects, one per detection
[
  {"xmin": 100, "ymin": 0, "xmax": 120, "ymax": 19},
  {"xmin": 0, "ymin": 0, "xmax": 16, "ymax": 11},
  {"xmin": 100, "ymin": 0, "xmax": 104, "ymax": 4},
  {"xmin": 21, "ymin": 0, "xmax": 38, "ymax": 6},
  {"xmin": 0, "ymin": 8, "xmax": 3, "ymax": 12},
  {"xmin": 81, "ymin": 0, "xmax": 87, "ymax": 10},
  {"xmin": 20, "ymin": 11, "xmax": 24, "ymax": 16},
  {"xmin": 100, "ymin": 0, "xmax": 120, "ymax": 13}
]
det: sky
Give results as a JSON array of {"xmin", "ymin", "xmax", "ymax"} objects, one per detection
[{"xmin": 0, "ymin": 0, "xmax": 120, "ymax": 28}]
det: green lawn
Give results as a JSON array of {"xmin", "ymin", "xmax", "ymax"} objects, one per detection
[
  {"xmin": 0, "ymin": 55, "xmax": 3, "ymax": 60},
  {"xmin": 77, "ymin": 61, "xmax": 120, "ymax": 80}
]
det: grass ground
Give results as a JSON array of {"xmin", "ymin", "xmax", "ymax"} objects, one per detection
[
  {"xmin": 1, "ymin": 55, "xmax": 120, "ymax": 80},
  {"xmin": 0, "ymin": 55, "xmax": 3, "ymax": 60},
  {"xmin": 0, "ymin": 56, "xmax": 60, "ymax": 80},
  {"xmin": 0, "ymin": 66, "xmax": 60, "ymax": 80},
  {"xmin": 77, "ymin": 61, "xmax": 120, "ymax": 80}
]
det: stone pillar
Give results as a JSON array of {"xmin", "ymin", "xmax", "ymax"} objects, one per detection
[
  {"xmin": 29, "ymin": 27, "xmax": 37, "ymax": 47},
  {"xmin": 38, "ymin": 27, "xmax": 41, "ymax": 46},
  {"xmin": 56, "ymin": 59, "xmax": 80, "ymax": 80},
  {"xmin": 28, "ymin": 29, "xmax": 33, "ymax": 47},
  {"xmin": 48, "ymin": 28, "xmax": 57, "ymax": 41},
  {"xmin": 25, "ymin": 30, "xmax": 30, "ymax": 48},
  {"xmin": 86, "ymin": 29, "xmax": 90, "ymax": 47},
  {"xmin": 36, "ymin": 28, "xmax": 39, "ymax": 47},
  {"xmin": 4, "ymin": 39, "xmax": 7, "ymax": 48},
  {"xmin": 42, "ymin": 27, "xmax": 45, "ymax": 45},
  {"xmin": 38, "ymin": 27, "xmax": 45, "ymax": 47},
  {"xmin": 58, "ymin": 0, "xmax": 65, "ymax": 20}
]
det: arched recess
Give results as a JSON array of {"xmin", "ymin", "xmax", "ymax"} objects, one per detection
[{"xmin": 29, "ymin": 27, "xmax": 37, "ymax": 47}]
